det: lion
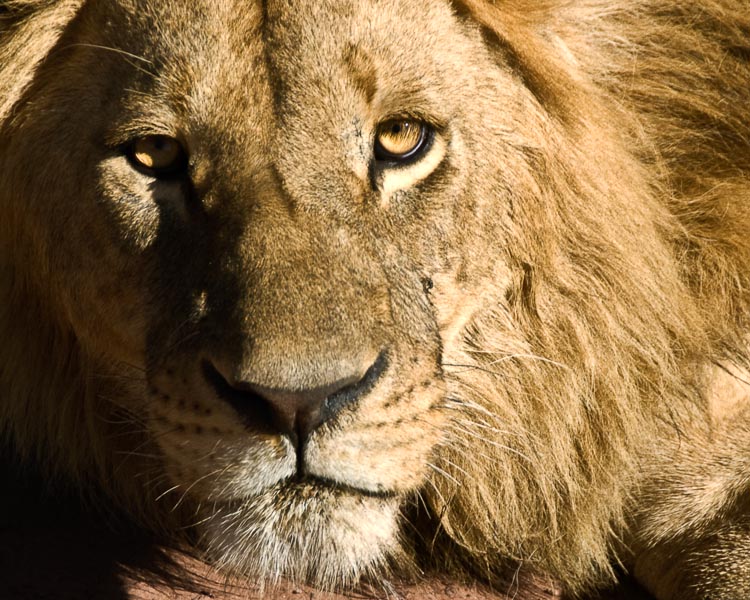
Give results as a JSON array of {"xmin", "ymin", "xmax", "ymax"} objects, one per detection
[{"xmin": 1, "ymin": 0, "xmax": 750, "ymax": 598}]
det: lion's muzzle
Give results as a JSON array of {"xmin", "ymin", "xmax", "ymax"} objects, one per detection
[{"xmin": 201, "ymin": 351, "xmax": 388, "ymax": 450}]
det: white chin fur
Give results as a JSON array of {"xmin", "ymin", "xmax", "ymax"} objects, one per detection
[{"xmin": 197, "ymin": 482, "xmax": 401, "ymax": 589}]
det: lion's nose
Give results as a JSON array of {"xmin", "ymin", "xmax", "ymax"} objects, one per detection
[{"xmin": 203, "ymin": 352, "xmax": 387, "ymax": 447}]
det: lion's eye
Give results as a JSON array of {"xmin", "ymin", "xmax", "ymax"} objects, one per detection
[
  {"xmin": 127, "ymin": 135, "xmax": 187, "ymax": 176},
  {"xmin": 374, "ymin": 120, "xmax": 430, "ymax": 162}
]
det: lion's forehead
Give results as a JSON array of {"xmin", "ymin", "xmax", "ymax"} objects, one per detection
[{"xmin": 93, "ymin": 0, "xmax": 483, "ymax": 145}]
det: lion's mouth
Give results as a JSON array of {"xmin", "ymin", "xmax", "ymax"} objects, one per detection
[
  {"xmin": 183, "ymin": 471, "xmax": 400, "ymax": 507},
  {"xmin": 283, "ymin": 473, "xmax": 399, "ymax": 500},
  {"xmin": 200, "ymin": 475, "xmax": 400, "ymax": 521}
]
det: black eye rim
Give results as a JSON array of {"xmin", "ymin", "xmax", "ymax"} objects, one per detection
[
  {"xmin": 123, "ymin": 134, "xmax": 189, "ymax": 179},
  {"xmin": 373, "ymin": 121, "xmax": 434, "ymax": 165}
]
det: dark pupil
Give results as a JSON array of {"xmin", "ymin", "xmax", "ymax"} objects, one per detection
[{"xmin": 391, "ymin": 123, "xmax": 403, "ymax": 134}]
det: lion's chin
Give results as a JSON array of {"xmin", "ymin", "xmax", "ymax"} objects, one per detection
[{"xmin": 196, "ymin": 479, "xmax": 402, "ymax": 588}]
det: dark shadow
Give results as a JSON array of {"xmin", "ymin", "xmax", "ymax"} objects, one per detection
[
  {"xmin": 0, "ymin": 449, "xmax": 218, "ymax": 600},
  {"xmin": 571, "ymin": 570, "xmax": 655, "ymax": 600}
]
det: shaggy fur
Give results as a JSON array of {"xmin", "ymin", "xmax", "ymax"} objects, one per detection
[{"xmin": 1, "ymin": 1, "xmax": 749, "ymax": 598}]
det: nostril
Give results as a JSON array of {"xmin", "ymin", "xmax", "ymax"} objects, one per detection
[
  {"xmin": 246, "ymin": 379, "xmax": 351, "ymax": 442},
  {"xmin": 202, "ymin": 361, "xmax": 279, "ymax": 435},
  {"xmin": 321, "ymin": 351, "xmax": 388, "ymax": 424},
  {"xmin": 202, "ymin": 351, "xmax": 388, "ymax": 444}
]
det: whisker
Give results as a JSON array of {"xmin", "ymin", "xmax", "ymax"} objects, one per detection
[
  {"xmin": 446, "ymin": 423, "xmax": 535, "ymax": 465},
  {"xmin": 155, "ymin": 482, "xmax": 182, "ymax": 502},
  {"xmin": 178, "ymin": 511, "xmax": 218, "ymax": 530},
  {"xmin": 92, "ymin": 372, "xmax": 145, "ymax": 381},
  {"xmin": 431, "ymin": 456, "xmax": 469, "ymax": 477},
  {"xmin": 426, "ymin": 461, "xmax": 460, "ymax": 486},
  {"xmin": 61, "ymin": 43, "xmax": 157, "ymax": 78},
  {"xmin": 164, "ymin": 328, "xmax": 200, "ymax": 355},
  {"xmin": 118, "ymin": 360, "xmax": 146, "ymax": 373},
  {"xmin": 114, "ymin": 450, "xmax": 163, "ymax": 460},
  {"xmin": 63, "ymin": 42, "xmax": 153, "ymax": 64},
  {"xmin": 171, "ymin": 468, "xmax": 224, "ymax": 512}
]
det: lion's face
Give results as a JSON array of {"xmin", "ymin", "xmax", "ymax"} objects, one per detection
[
  {"xmin": 3, "ymin": 0, "xmax": 708, "ymax": 590},
  {"xmin": 3, "ymin": 0, "xmax": 532, "ymax": 583}
]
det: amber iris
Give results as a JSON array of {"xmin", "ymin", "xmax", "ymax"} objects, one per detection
[
  {"xmin": 374, "ymin": 120, "xmax": 428, "ymax": 161},
  {"xmin": 129, "ymin": 135, "xmax": 186, "ymax": 174}
]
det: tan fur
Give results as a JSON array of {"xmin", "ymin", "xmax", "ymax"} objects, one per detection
[{"xmin": 1, "ymin": 1, "xmax": 749, "ymax": 598}]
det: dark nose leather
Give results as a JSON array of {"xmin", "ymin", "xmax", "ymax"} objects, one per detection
[
  {"xmin": 203, "ymin": 352, "xmax": 387, "ymax": 446},
  {"xmin": 245, "ymin": 377, "xmax": 358, "ymax": 440}
]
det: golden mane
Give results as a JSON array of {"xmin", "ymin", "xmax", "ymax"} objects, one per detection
[
  {"xmin": 423, "ymin": 0, "xmax": 750, "ymax": 589},
  {"xmin": 1, "ymin": 0, "xmax": 749, "ymax": 596}
]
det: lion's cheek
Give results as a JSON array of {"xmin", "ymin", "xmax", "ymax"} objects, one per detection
[
  {"xmin": 57, "ymin": 243, "xmax": 150, "ymax": 363},
  {"xmin": 49, "ymin": 159, "xmax": 169, "ymax": 362},
  {"xmin": 146, "ymin": 395, "xmax": 297, "ymax": 499},
  {"xmin": 430, "ymin": 267, "xmax": 513, "ymax": 351},
  {"xmin": 307, "ymin": 422, "xmax": 443, "ymax": 493},
  {"xmin": 156, "ymin": 431, "xmax": 297, "ymax": 500},
  {"xmin": 304, "ymin": 381, "xmax": 448, "ymax": 493},
  {"xmin": 96, "ymin": 157, "xmax": 167, "ymax": 253}
]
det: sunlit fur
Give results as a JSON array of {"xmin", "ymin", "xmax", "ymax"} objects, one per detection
[{"xmin": 1, "ymin": 1, "xmax": 749, "ymax": 598}]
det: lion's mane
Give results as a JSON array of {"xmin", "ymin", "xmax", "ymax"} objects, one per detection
[
  {"xmin": 1, "ymin": 0, "xmax": 749, "ymax": 594},
  {"xmin": 420, "ymin": 0, "xmax": 750, "ymax": 590}
]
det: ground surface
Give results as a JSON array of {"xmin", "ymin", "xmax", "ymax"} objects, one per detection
[{"xmin": 0, "ymin": 459, "xmax": 653, "ymax": 600}]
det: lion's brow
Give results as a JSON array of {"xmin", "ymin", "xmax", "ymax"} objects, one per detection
[{"xmin": 342, "ymin": 43, "xmax": 378, "ymax": 105}]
